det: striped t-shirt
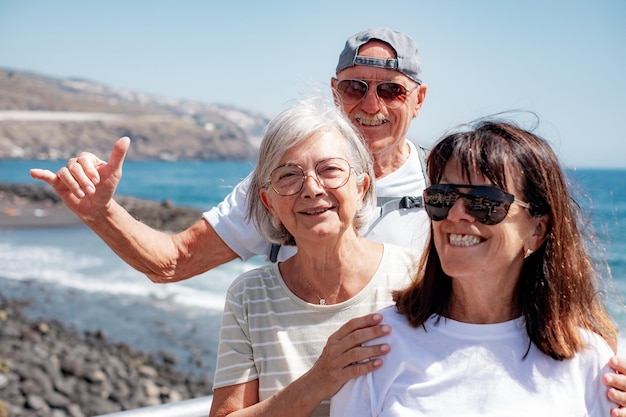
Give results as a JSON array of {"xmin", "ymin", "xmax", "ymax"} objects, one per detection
[{"xmin": 213, "ymin": 244, "xmax": 416, "ymax": 417}]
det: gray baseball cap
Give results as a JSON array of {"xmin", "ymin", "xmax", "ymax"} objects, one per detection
[{"xmin": 336, "ymin": 27, "xmax": 422, "ymax": 84}]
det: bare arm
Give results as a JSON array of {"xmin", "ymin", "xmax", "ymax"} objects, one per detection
[
  {"xmin": 83, "ymin": 206, "xmax": 238, "ymax": 283},
  {"xmin": 30, "ymin": 137, "xmax": 238, "ymax": 283},
  {"xmin": 209, "ymin": 313, "xmax": 391, "ymax": 417}
]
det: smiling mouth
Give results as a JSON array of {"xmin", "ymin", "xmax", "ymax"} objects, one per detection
[
  {"xmin": 449, "ymin": 233, "xmax": 482, "ymax": 247},
  {"xmin": 355, "ymin": 113, "xmax": 388, "ymax": 127},
  {"xmin": 301, "ymin": 207, "xmax": 333, "ymax": 215}
]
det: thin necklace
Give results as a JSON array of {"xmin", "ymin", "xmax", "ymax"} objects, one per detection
[{"xmin": 300, "ymin": 275, "xmax": 343, "ymax": 305}]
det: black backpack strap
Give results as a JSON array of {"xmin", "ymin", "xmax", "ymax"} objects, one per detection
[
  {"xmin": 416, "ymin": 144, "xmax": 430, "ymax": 187},
  {"xmin": 376, "ymin": 142, "xmax": 428, "ymax": 217},
  {"xmin": 269, "ymin": 243, "xmax": 281, "ymax": 263},
  {"xmin": 377, "ymin": 195, "xmax": 424, "ymax": 217}
]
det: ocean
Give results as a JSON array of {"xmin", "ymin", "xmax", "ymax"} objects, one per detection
[{"xmin": 1, "ymin": 159, "xmax": 625, "ymax": 380}]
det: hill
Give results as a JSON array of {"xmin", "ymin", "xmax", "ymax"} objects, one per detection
[{"xmin": 0, "ymin": 69, "xmax": 270, "ymax": 161}]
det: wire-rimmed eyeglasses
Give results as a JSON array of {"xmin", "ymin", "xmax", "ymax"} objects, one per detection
[{"xmin": 268, "ymin": 157, "xmax": 354, "ymax": 196}]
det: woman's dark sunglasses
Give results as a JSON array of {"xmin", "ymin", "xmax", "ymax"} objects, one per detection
[
  {"xmin": 423, "ymin": 184, "xmax": 531, "ymax": 225},
  {"xmin": 335, "ymin": 79, "xmax": 419, "ymax": 109}
]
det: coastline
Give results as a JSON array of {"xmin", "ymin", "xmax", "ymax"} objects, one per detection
[
  {"xmin": 0, "ymin": 183, "xmax": 202, "ymax": 232},
  {"xmin": 0, "ymin": 184, "xmax": 83, "ymax": 229}
]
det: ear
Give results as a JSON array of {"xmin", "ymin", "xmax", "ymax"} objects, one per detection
[
  {"xmin": 527, "ymin": 214, "xmax": 550, "ymax": 253},
  {"xmin": 260, "ymin": 187, "xmax": 276, "ymax": 216},
  {"xmin": 412, "ymin": 84, "xmax": 428, "ymax": 119},
  {"xmin": 330, "ymin": 77, "xmax": 342, "ymax": 107},
  {"xmin": 358, "ymin": 173, "xmax": 371, "ymax": 202}
]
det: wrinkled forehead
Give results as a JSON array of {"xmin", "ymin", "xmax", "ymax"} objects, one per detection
[{"xmin": 277, "ymin": 129, "xmax": 350, "ymax": 165}]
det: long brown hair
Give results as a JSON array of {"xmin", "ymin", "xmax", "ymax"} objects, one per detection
[{"xmin": 394, "ymin": 121, "xmax": 617, "ymax": 360}]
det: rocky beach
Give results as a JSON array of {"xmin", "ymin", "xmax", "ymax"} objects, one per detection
[
  {"xmin": 0, "ymin": 296, "xmax": 213, "ymax": 417},
  {"xmin": 0, "ymin": 184, "xmax": 213, "ymax": 417}
]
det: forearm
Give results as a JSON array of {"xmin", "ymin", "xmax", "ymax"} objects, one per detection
[
  {"xmin": 83, "ymin": 200, "xmax": 238, "ymax": 282},
  {"xmin": 82, "ymin": 199, "xmax": 182, "ymax": 278},
  {"xmin": 214, "ymin": 372, "xmax": 327, "ymax": 417},
  {"xmin": 257, "ymin": 373, "xmax": 327, "ymax": 417}
]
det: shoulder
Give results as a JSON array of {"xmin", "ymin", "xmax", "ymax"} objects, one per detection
[
  {"xmin": 375, "ymin": 306, "xmax": 417, "ymax": 347},
  {"xmin": 380, "ymin": 304, "xmax": 417, "ymax": 323},
  {"xmin": 382, "ymin": 243, "xmax": 420, "ymax": 268},
  {"xmin": 378, "ymin": 244, "xmax": 418, "ymax": 289},
  {"xmin": 226, "ymin": 264, "xmax": 278, "ymax": 297},
  {"xmin": 578, "ymin": 328, "xmax": 615, "ymax": 359},
  {"xmin": 203, "ymin": 174, "xmax": 252, "ymax": 216}
]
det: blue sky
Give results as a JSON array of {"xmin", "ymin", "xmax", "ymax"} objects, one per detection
[{"xmin": 1, "ymin": 0, "xmax": 624, "ymax": 168}]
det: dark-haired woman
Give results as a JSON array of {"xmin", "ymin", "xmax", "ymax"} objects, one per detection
[{"xmin": 331, "ymin": 121, "xmax": 618, "ymax": 416}]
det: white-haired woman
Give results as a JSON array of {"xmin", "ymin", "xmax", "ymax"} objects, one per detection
[{"xmin": 209, "ymin": 97, "xmax": 415, "ymax": 417}]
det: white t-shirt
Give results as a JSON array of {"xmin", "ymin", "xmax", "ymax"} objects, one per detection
[
  {"xmin": 213, "ymin": 244, "xmax": 416, "ymax": 417},
  {"xmin": 330, "ymin": 308, "xmax": 614, "ymax": 417},
  {"xmin": 203, "ymin": 141, "xmax": 430, "ymax": 261}
]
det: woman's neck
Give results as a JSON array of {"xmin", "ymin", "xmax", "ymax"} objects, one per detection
[
  {"xmin": 280, "ymin": 236, "xmax": 383, "ymax": 305},
  {"xmin": 446, "ymin": 279, "xmax": 520, "ymax": 324}
]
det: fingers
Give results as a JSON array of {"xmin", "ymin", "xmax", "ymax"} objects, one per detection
[
  {"xmin": 328, "ymin": 313, "xmax": 392, "ymax": 368},
  {"xmin": 605, "ymin": 359, "xmax": 626, "ymax": 414},
  {"xmin": 606, "ymin": 372, "xmax": 626, "ymax": 408},
  {"xmin": 75, "ymin": 136, "xmax": 130, "ymax": 190},
  {"xmin": 344, "ymin": 328, "xmax": 391, "ymax": 368},
  {"xmin": 29, "ymin": 168, "xmax": 57, "ymax": 185},
  {"xmin": 606, "ymin": 356, "xmax": 626, "ymax": 410},
  {"xmin": 58, "ymin": 157, "xmax": 98, "ymax": 199},
  {"xmin": 311, "ymin": 314, "xmax": 392, "ymax": 398},
  {"xmin": 336, "ymin": 313, "xmax": 391, "ymax": 349},
  {"xmin": 52, "ymin": 137, "xmax": 130, "ymax": 199},
  {"xmin": 341, "ymin": 351, "xmax": 385, "ymax": 380},
  {"xmin": 610, "ymin": 356, "xmax": 626, "ymax": 375},
  {"xmin": 333, "ymin": 313, "xmax": 385, "ymax": 340},
  {"xmin": 108, "ymin": 137, "xmax": 130, "ymax": 172}
]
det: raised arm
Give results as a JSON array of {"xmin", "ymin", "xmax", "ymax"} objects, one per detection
[
  {"xmin": 209, "ymin": 313, "xmax": 391, "ymax": 417},
  {"xmin": 30, "ymin": 137, "xmax": 238, "ymax": 283}
]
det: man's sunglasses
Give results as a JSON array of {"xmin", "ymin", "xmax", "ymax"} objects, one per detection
[
  {"xmin": 335, "ymin": 79, "xmax": 419, "ymax": 109},
  {"xmin": 423, "ymin": 183, "xmax": 531, "ymax": 225}
]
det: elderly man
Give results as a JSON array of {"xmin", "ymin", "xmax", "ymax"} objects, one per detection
[
  {"xmin": 30, "ymin": 28, "xmax": 626, "ymax": 413},
  {"xmin": 30, "ymin": 27, "xmax": 429, "ymax": 280}
]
